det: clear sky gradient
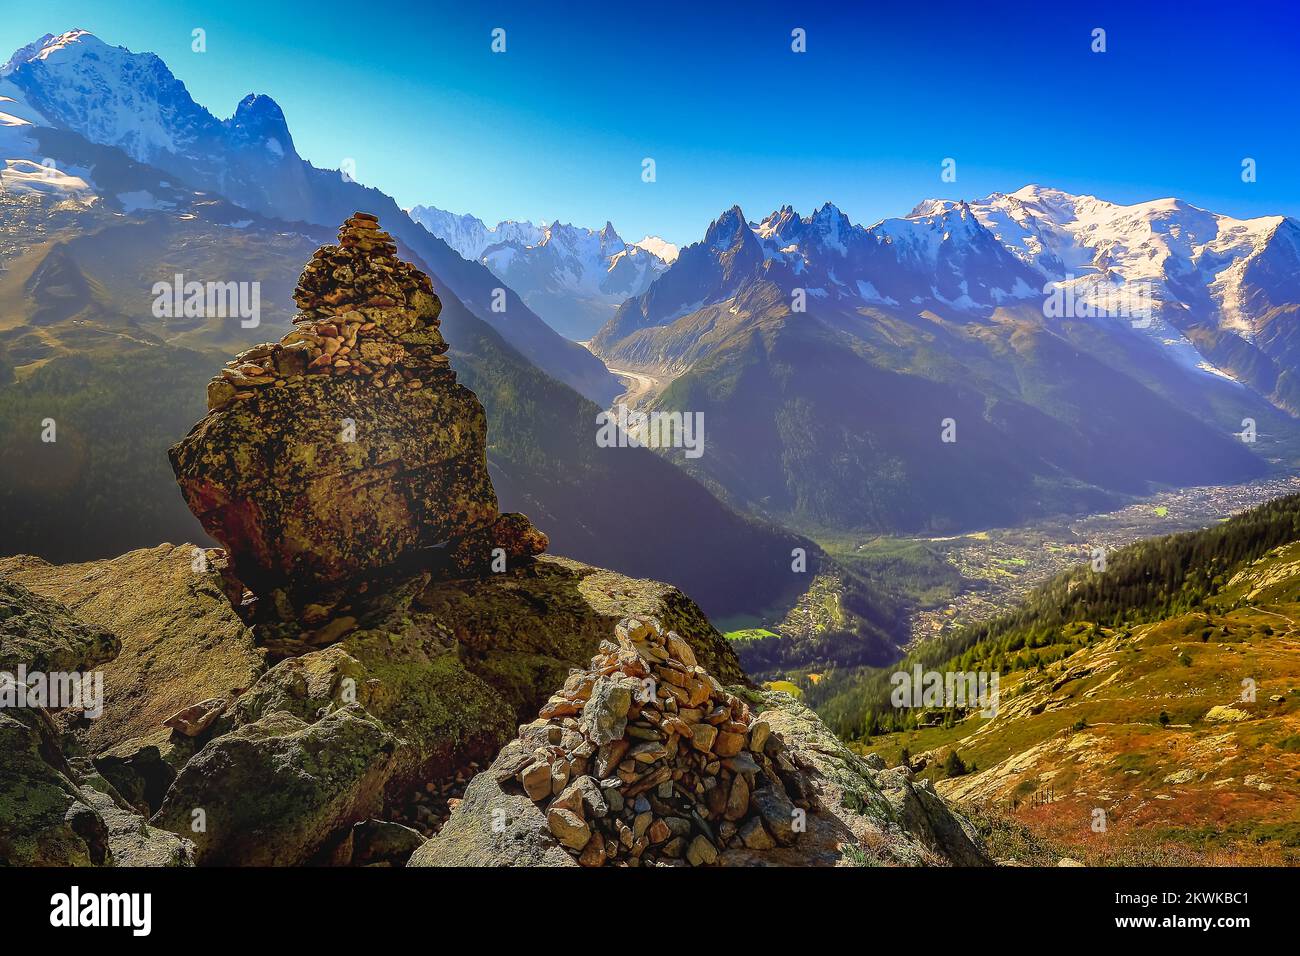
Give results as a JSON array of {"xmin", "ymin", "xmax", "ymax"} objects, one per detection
[{"xmin": 4, "ymin": 0, "xmax": 1298, "ymax": 245}]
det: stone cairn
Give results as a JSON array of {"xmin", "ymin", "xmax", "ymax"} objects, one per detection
[
  {"xmin": 170, "ymin": 213, "xmax": 547, "ymax": 649},
  {"xmin": 498, "ymin": 616, "xmax": 807, "ymax": 866},
  {"xmin": 206, "ymin": 212, "xmax": 447, "ymax": 408}
]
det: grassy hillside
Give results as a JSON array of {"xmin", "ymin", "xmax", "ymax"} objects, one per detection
[
  {"xmin": 811, "ymin": 493, "xmax": 1300, "ymax": 864},
  {"xmin": 805, "ymin": 492, "xmax": 1300, "ymax": 737}
]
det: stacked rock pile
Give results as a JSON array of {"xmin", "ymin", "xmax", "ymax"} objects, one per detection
[
  {"xmin": 206, "ymin": 212, "xmax": 451, "ymax": 411},
  {"xmin": 170, "ymin": 212, "xmax": 548, "ymax": 637},
  {"xmin": 495, "ymin": 616, "xmax": 808, "ymax": 866}
]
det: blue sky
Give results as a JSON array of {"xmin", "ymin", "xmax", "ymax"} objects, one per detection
[{"xmin": 5, "ymin": 0, "xmax": 1298, "ymax": 245}]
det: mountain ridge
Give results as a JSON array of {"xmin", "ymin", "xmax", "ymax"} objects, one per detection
[
  {"xmin": 2, "ymin": 29, "xmax": 618, "ymax": 402},
  {"xmin": 410, "ymin": 204, "xmax": 673, "ymax": 339},
  {"xmin": 587, "ymin": 190, "xmax": 1300, "ymax": 534}
]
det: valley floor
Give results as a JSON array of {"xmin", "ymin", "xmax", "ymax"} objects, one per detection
[{"xmin": 889, "ymin": 474, "xmax": 1300, "ymax": 646}]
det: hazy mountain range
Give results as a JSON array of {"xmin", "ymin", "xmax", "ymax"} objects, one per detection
[
  {"xmin": 0, "ymin": 30, "xmax": 617, "ymax": 403},
  {"xmin": 588, "ymin": 191, "xmax": 1300, "ymax": 533},
  {"xmin": 5, "ymin": 26, "xmax": 1300, "ymax": 593},
  {"xmin": 409, "ymin": 205, "xmax": 675, "ymax": 338}
]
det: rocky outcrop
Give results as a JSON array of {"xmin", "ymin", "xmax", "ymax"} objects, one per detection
[
  {"xmin": 0, "ymin": 702, "xmax": 107, "ymax": 866},
  {"xmin": 412, "ymin": 618, "xmax": 991, "ymax": 868},
  {"xmin": 143, "ymin": 557, "xmax": 748, "ymax": 865},
  {"xmin": 0, "ymin": 546, "xmax": 262, "ymax": 755},
  {"xmin": 0, "ymin": 575, "xmax": 118, "ymax": 674},
  {"xmin": 152, "ymin": 707, "xmax": 399, "ymax": 866},
  {"xmin": 0, "ymin": 574, "xmax": 194, "ymax": 867},
  {"xmin": 6, "ymin": 544, "xmax": 748, "ymax": 866},
  {"xmin": 168, "ymin": 213, "xmax": 546, "ymax": 638}
]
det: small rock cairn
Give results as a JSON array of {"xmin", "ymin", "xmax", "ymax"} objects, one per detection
[{"xmin": 501, "ymin": 617, "xmax": 807, "ymax": 866}]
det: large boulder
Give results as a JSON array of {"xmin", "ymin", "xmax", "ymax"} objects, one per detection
[
  {"xmin": 78, "ymin": 785, "xmax": 195, "ymax": 867},
  {"xmin": 231, "ymin": 613, "xmax": 517, "ymax": 796},
  {"xmin": 0, "ymin": 704, "xmax": 108, "ymax": 866},
  {"xmin": 167, "ymin": 213, "xmax": 545, "ymax": 626},
  {"xmin": 407, "ymin": 771, "xmax": 576, "ymax": 868},
  {"xmin": 151, "ymin": 707, "xmax": 398, "ymax": 866}
]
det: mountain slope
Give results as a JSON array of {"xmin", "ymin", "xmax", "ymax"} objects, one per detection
[
  {"xmin": 920, "ymin": 185, "xmax": 1300, "ymax": 414},
  {"xmin": 2, "ymin": 30, "xmax": 617, "ymax": 403},
  {"xmin": 0, "ymin": 186, "xmax": 816, "ymax": 617}
]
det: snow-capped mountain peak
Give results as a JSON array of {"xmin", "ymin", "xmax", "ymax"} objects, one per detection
[
  {"xmin": 705, "ymin": 205, "xmax": 751, "ymax": 251},
  {"xmin": 633, "ymin": 236, "xmax": 679, "ymax": 263},
  {"xmin": 754, "ymin": 205, "xmax": 798, "ymax": 241},
  {"xmin": 408, "ymin": 204, "xmax": 671, "ymax": 338},
  {"xmin": 1, "ymin": 28, "xmax": 304, "ymax": 178},
  {"xmin": 1, "ymin": 29, "xmax": 98, "ymax": 75},
  {"xmin": 912, "ymin": 184, "xmax": 1295, "ymax": 334},
  {"xmin": 2, "ymin": 30, "xmax": 218, "ymax": 164},
  {"xmin": 228, "ymin": 93, "xmax": 294, "ymax": 157},
  {"xmin": 407, "ymin": 206, "xmax": 545, "ymax": 261}
]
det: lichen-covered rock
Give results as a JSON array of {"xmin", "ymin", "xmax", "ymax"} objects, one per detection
[
  {"xmin": 0, "ymin": 573, "xmax": 118, "ymax": 674},
  {"xmin": 347, "ymin": 818, "xmax": 425, "ymax": 867},
  {"xmin": 407, "ymin": 771, "xmax": 576, "ymax": 867},
  {"xmin": 232, "ymin": 616, "xmax": 517, "ymax": 796},
  {"xmin": 0, "ymin": 575, "xmax": 196, "ymax": 868},
  {"xmin": 0, "ymin": 704, "xmax": 107, "ymax": 866},
  {"xmin": 79, "ymin": 785, "xmax": 195, "ymax": 867},
  {"xmin": 874, "ymin": 770, "xmax": 989, "ymax": 866},
  {"xmin": 167, "ymin": 214, "xmax": 547, "ymax": 623},
  {"xmin": 151, "ymin": 705, "xmax": 399, "ymax": 866},
  {"xmin": 0, "ymin": 577, "xmax": 112, "ymax": 866},
  {"xmin": 719, "ymin": 691, "xmax": 991, "ymax": 867}
]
